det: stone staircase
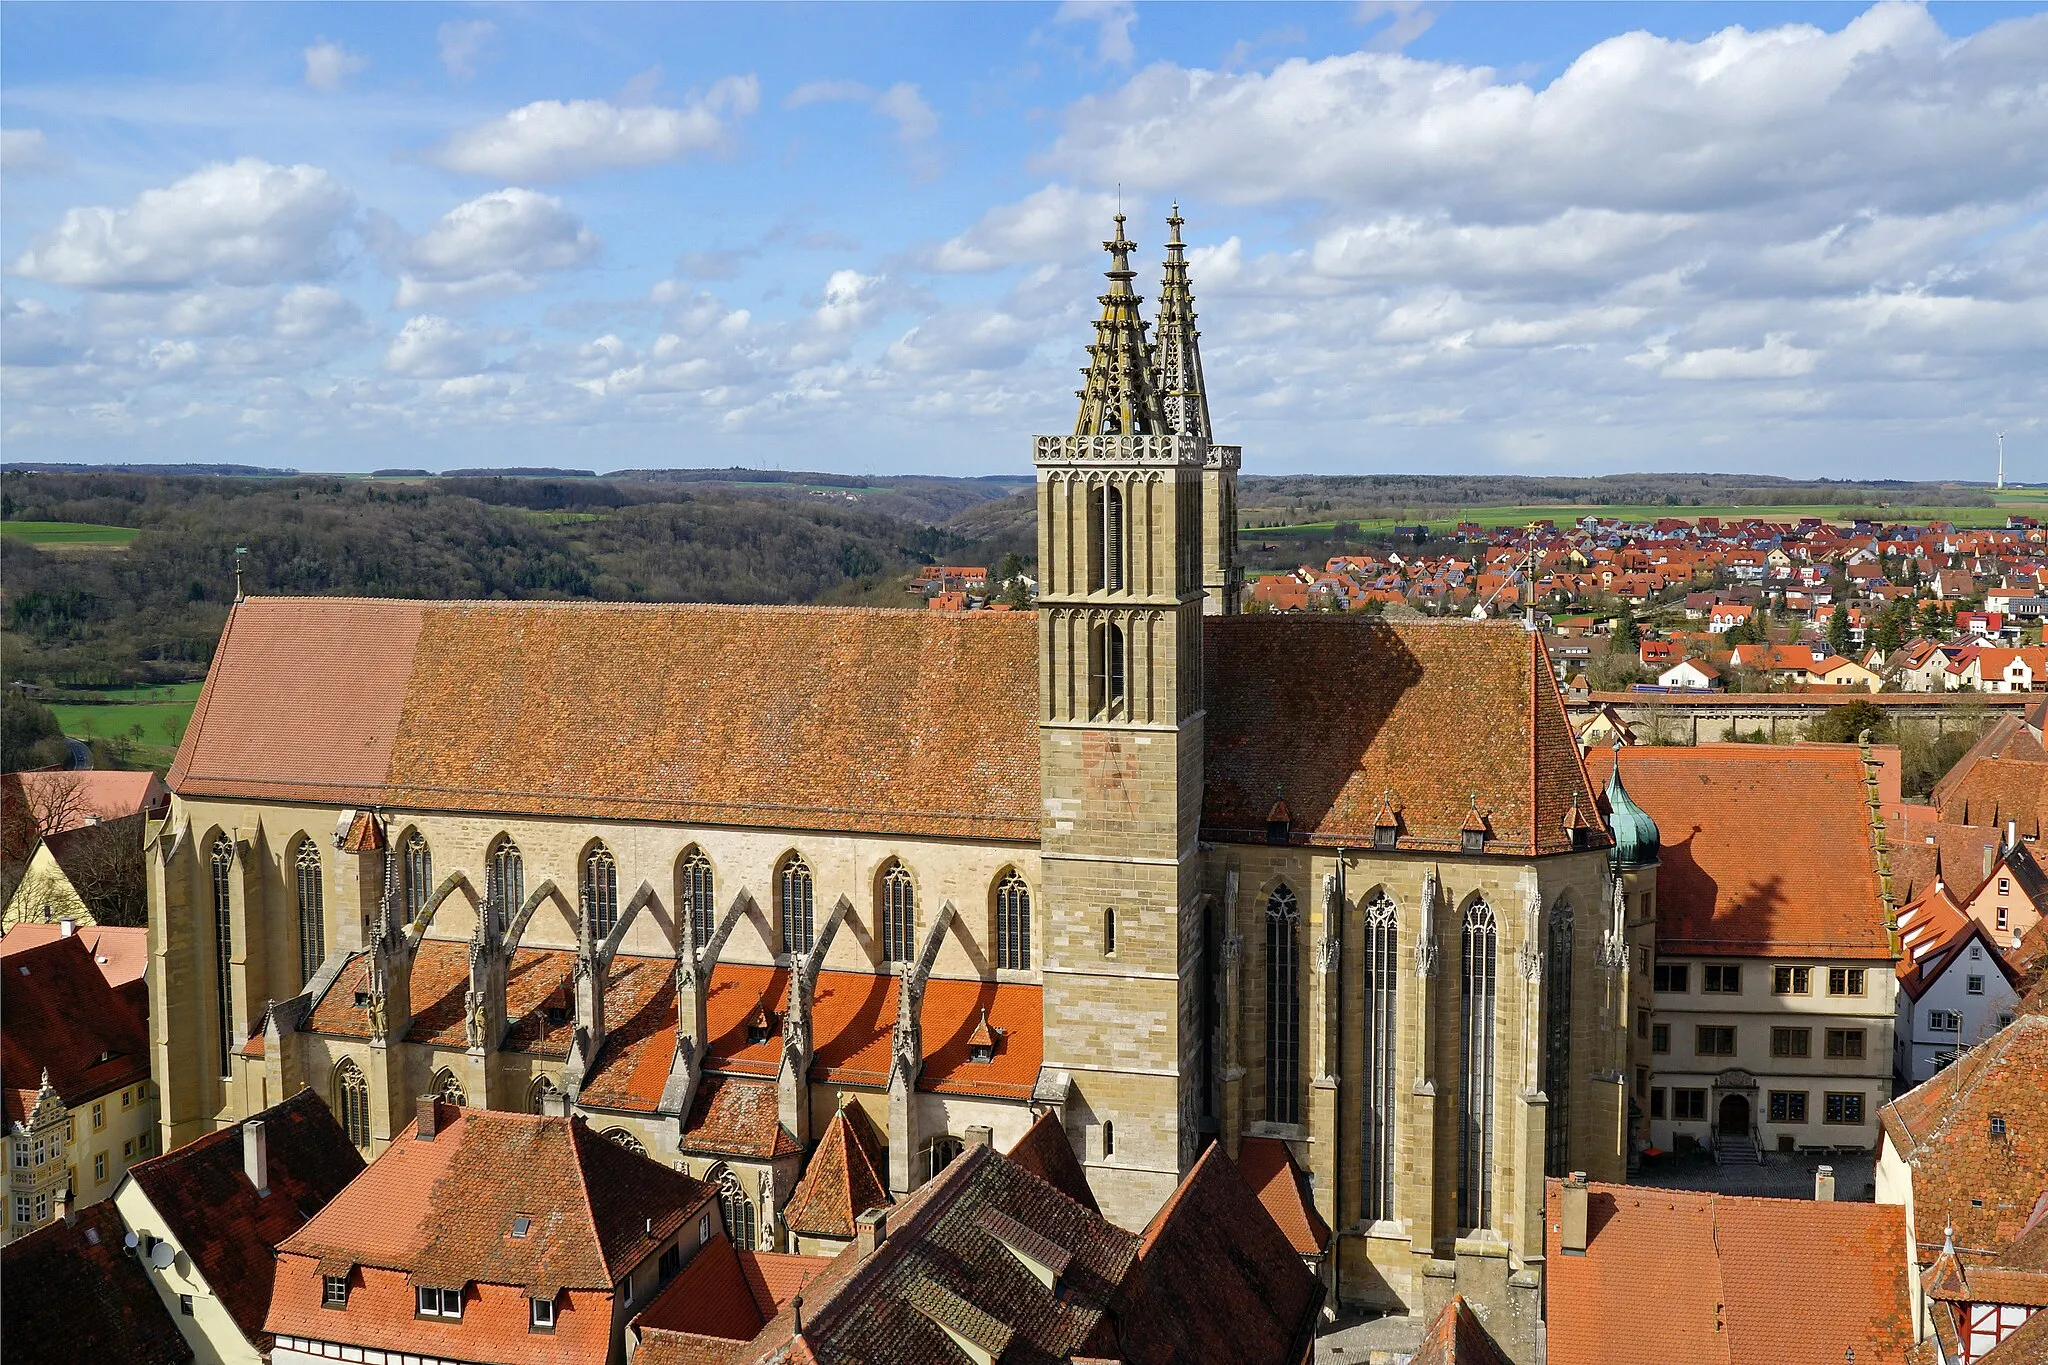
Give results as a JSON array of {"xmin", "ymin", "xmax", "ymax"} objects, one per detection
[{"xmin": 1714, "ymin": 1131, "xmax": 1763, "ymax": 1166}]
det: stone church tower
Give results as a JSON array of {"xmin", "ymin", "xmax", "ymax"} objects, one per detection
[{"xmin": 1034, "ymin": 215, "xmax": 1222, "ymax": 1223}]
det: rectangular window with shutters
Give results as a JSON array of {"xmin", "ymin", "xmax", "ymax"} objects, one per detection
[
  {"xmin": 1824, "ymin": 1092, "xmax": 1864, "ymax": 1125},
  {"xmin": 1702, "ymin": 964, "xmax": 1741, "ymax": 994},
  {"xmin": 1826, "ymin": 1029, "xmax": 1866, "ymax": 1060},
  {"xmin": 1653, "ymin": 964, "xmax": 1689, "ymax": 993},
  {"xmin": 1770, "ymin": 1027, "xmax": 1811, "ymax": 1058},
  {"xmin": 1773, "ymin": 965, "xmax": 1811, "ymax": 995},
  {"xmin": 1695, "ymin": 1025, "xmax": 1736, "ymax": 1057},
  {"xmin": 1828, "ymin": 967, "xmax": 1866, "ymax": 997},
  {"xmin": 1768, "ymin": 1091, "xmax": 1808, "ymax": 1123},
  {"xmin": 1674, "ymin": 1089, "xmax": 1707, "ymax": 1121}
]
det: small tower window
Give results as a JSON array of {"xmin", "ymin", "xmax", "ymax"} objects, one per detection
[
  {"xmin": 1105, "ymin": 622, "xmax": 1125, "ymax": 710},
  {"xmin": 1102, "ymin": 1120, "xmax": 1116, "ymax": 1158},
  {"xmin": 1103, "ymin": 906, "xmax": 1117, "ymax": 957},
  {"xmin": 1104, "ymin": 484, "xmax": 1125, "ymax": 592}
]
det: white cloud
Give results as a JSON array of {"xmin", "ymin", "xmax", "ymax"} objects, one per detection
[
  {"xmin": 437, "ymin": 20, "xmax": 497, "ymax": 83},
  {"xmin": 393, "ymin": 188, "xmax": 600, "ymax": 308},
  {"xmin": 303, "ymin": 39, "xmax": 367, "ymax": 93},
  {"xmin": 11, "ymin": 158, "xmax": 356, "ymax": 289},
  {"xmin": 1354, "ymin": 2, "xmax": 1439, "ymax": 53},
  {"xmin": 1, "ymin": 127, "xmax": 62, "ymax": 175},
  {"xmin": 931, "ymin": 184, "xmax": 1121, "ymax": 271},
  {"xmin": 786, "ymin": 80, "xmax": 938, "ymax": 145},
  {"xmin": 786, "ymin": 80, "xmax": 873, "ymax": 108},
  {"xmin": 1055, "ymin": 2, "xmax": 1137, "ymax": 65},
  {"xmin": 385, "ymin": 314, "xmax": 487, "ymax": 378},
  {"xmin": 429, "ymin": 79, "xmax": 759, "ymax": 180}
]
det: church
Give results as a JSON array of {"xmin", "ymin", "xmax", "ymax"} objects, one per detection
[{"xmin": 146, "ymin": 210, "xmax": 1652, "ymax": 1347}]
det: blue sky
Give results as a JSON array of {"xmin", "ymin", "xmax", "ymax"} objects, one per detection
[{"xmin": 3, "ymin": 2, "xmax": 2044, "ymax": 479}]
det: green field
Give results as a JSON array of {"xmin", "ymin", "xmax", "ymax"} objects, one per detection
[
  {"xmin": 1, "ymin": 520, "xmax": 140, "ymax": 546},
  {"xmin": 47, "ymin": 683, "xmax": 203, "ymax": 768},
  {"xmin": 1248, "ymin": 494, "xmax": 2035, "ymax": 539}
]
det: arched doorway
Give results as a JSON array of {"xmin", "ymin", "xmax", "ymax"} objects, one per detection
[{"xmin": 1718, "ymin": 1092, "xmax": 1751, "ymax": 1138}]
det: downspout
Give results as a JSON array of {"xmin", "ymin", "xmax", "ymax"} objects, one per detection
[{"xmin": 1333, "ymin": 846, "xmax": 1348, "ymax": 1317}]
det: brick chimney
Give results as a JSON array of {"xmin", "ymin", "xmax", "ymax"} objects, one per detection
[
  {"xmin": 964, "ymin": 1125, "xmax": 994, "ymax": 1150},
  {"xmin": 1560, "ymin": 1172, "xmax": 1589, "ymax": 1256},
  {"xmin": 855, "ymin": 1207, "xmax": 887, "ymax": 1258},
  {"xmin": 417, "ymin": 1095, "xmax": 440, "ymax": 1141},
  {"xmin": 1815, "ymin": 1165, "xmax": 1836, "ymax": 1202},
  {"xmin": 243, "ymin": 1119, "xmax": 269, "ymax": 1196}
]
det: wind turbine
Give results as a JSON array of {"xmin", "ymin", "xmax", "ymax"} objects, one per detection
[{"xmin": 1997, "ymin": 431, "xmax": 2006, "ymax": 491}]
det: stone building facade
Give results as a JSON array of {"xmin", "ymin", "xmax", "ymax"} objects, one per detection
[{"xmin": 147, "ymin": 212, "xmax": 1634, "ymax": 1356}]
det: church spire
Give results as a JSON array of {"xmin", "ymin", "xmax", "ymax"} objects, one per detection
[
  {"xmin": 1153, "ymin": 203, "xmax": 1212, "ymax": 442},
  {"xmin": 1073, "ymin": 214, "xmax": 1165, "ymax": 436}
]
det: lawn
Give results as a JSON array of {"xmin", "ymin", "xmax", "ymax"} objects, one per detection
[
  {"xmin": 1246, "ymin": 499, "xmax": 2027, "ymax": 539},
  {"xmin": 1, "ymin": 520, "xmax": 140, "ymax": 546},
  {"xmin": 48, "ymin": 683, "xmax": 203, "ymax": 768}
]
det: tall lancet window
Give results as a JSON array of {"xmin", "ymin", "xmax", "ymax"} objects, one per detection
[
  {"xmin": 582, "ymin": 842, "xmax": 618, "ymax": 942},
  {"xmin": 995, "ymin": 871, "xmax": 1031, "ymax": 971},
  {"xmin": 1544, "ymin": 895, "xmax": 1576, "ymax": 1177},
  {"xmin": 879, "ymin": 860, "xmax": 915, "ymax": 965},
  {"xmin": 211, "ymin": 835, "xmax": 235, "ymax": 1077},
  {"xmin": 1361, "ymin": 893, "xmax": 1399, "ymax": 1221},
  {"xmin": 403, "ymin": 833, "xmax": 432, "ymax": 925},
  {"xmin": 335, "ymin": 1059, "xmax": 370, "ymax": 1152},
  {"xmin": 1458, "ymin": 899, "xmax": 1499, "ymax": 1231},
  {"xmin": 1103, "ymin": 483, "xmax": 1125, "ymax": 591},
  {"xmin": 294, "ymin": 837, "xmax": 325, "ymax": 988},
  {"xmin": 780, "ymin": 854, "xmax": 815, "ymax": 956},
  {"xmin": 1266, "ymin": 885, "xmax": 1302, "ymax": 1126},
  {"xmin": 487, "ymin": 837, "xmax": 524, "ymax": 936},
  {"xmin": 1090, "ymin": 621, "xmax": 1127, "ymax": 718},
  {"xmin": 681, "ymin": 848, "xmax": 715, "ymax": 951}
]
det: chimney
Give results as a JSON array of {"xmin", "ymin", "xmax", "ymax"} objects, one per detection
[
  {"xmin": 1560, "ymin": 1173, "xmax": 1589, "ymax": 1256},
  {"xmin": 964, "ymin": 1125, "xmax": 994, "ymax": 1150},
  {"xmin": 2008, "ymin": 819, "xmax": 2018, "ymax": 852},
  {"xmin": 416, "ymin": 1095, "xmax": 440, "ymax": 1141},
  {"xmin": 59, "ymin": 917, "xmax": 76, "ymax": 938},
  {"xmin": 855, "ymin": 1207, "xmax": 888, "ymax": 1258},
  {"xmin": 1984, "ymin": 844, "xmax": 1998, "ymax": 879},
  {"xmin": 243, "ymin": 1119, "xmax": 269, "ymax": 1196},
  {"xmin": 1815, "ymin": 1165, "xmax": 1836, "ymax": 1202}
]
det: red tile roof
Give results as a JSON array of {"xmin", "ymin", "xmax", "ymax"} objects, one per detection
[
  {"xmin": 1409, "ymin": 1295, "xmax": 1510, "ymax": 1365},
  {"xmin": 678, "ymin": 1075, "xmax": 798, "ymax": 1160},
  {"xmin": 783, "ymin": 1102, "xmax": 891, "ymax": 1240},
  {"xmin": 0, "ymin": 1200, "xmax": 192, "ymax": 1365},
  {"xmin": 2, "ymin": 932, "xmax": 152, "ymax": 1124},
  {"xmin": 125, "ymin": 1089, "xmax": 365, "ymax": 1352},
  {"xmin": 1544, "ymin": 1180, "xmax": 1912, "ymax": 1365},
  {"xmin": 1586, "ymin": 744, "xmax": 1894, "ymax": 959},
  {"xmin": 1880, "ymin": 1014, "xmax": 2048, "ymax": 1265},
  {"xmin": 1203, "ymin": 617, "xmax": 1604, "ymax": 855},
  {"xmin": 1235, "ymin": 1137, "xmax": 1331, "ymax": 1256},
  {"xmin": 633, "ymin": 1235, "xmax": 827, "ymax": 1343},
  {"xmin": 0, "ymin": 922, "xmax": 148, "ymax": 990},
  {"xmin": 1003, "ymin": 1109, "xmax": 1099, "ymax": 1215},
  {"xmin": 0, "ymin": 769, "xmax": 167, "ymax": 836}
]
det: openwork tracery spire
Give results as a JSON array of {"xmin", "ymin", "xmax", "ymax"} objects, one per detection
[
  {"xmin": 1073, "ymin": 214, "xmax": 1165, "ymax": 436},
  {"xmin": 1152, "ymin": 203, "xmax": 1212, "ymax": 442}
]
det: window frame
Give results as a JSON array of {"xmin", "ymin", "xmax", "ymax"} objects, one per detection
[
  {"xmin": 1673, "ymin": 1088, "xmax": 1707, "ymax": 1121},
  {"xmin": 529, "ymin": 1295, "xmax": 556, "ymax": 1332},
  {"xmin": 879, "ymin": 860, "xmax": 915, "ymax": 966},
  {"xmin": 1770, "ymin": 1026, "xmax": 1811, "ymax": 1058},
  {"xmin": 1966, "ymin": 975, "xmax": 1986, "ymax": 996},
  {"xmin": 1768, "ymin": 1090, "xmax": 1809, "ymax": 1124},
  {"xmin": 1823, "ymin": 1091, "xmax": 1865, "ymax": 1126},
  {"xmin": 1772, "ymin": 964, "xmax": 1812, "ymax": 996},
  {"xmin": 1652, "ymin": 963, "xmax": 1689, "ymax": 994},
  {"xmin": 994, "ymin": 870, "xmax": 1031, "ymax": 972},
  {"xmin": 1695, "ymin": 1025, "xmax": 1736, "ymax": 1058},
  {"xmin": 1824, "ymin": 1028, "xmax": 1866, "ymax": 1061},
  {"xmin": 1650, "ymin": 1022, "xmax": 1670, "ymax": 1054},
  {"xmin": 1827, "ymin": 967, "xmax": 1866, "ymax": 997},
  {"xmin": 1702, "ymin": 964, "xmax": 1741, "ymax": 994},
  {"xmin": 416, "ymin": 1286, "xmax": 464, "ymax": 1320},
  {"xmin": 323, "ymin": 1275, "xmax": 350, "ymax": 1309}
]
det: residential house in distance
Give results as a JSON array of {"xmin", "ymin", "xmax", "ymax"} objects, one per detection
[
  {"xmin": 0, "ymin": 1198, "xmax": 193, "ymax": 1365},
  {"xmin": 1, "ymin": 918, "xmax": 151, "ymax": 1018},
  {"xmin": 2, "ymin": 769, "xmax": 168, "ymax": 929},
  {"xmin": 265, "ymin": 1101, "xmax": 719, "ymax": 1365},
  {"xmin": 1542, "ymin": 1174, "xmax": 1914, "ymax": 1365},
  {"xmin": 1656, "ymin": 657, "xmax": 1720, "ymax": 691},
  {"xmin": 115, "ymin": 1088, "xmax": 365, "ymax": 1365},
  {"xmin": 1877, "ymin": 1014, "xmax": 2048, "ymax": 1361},
  {"xmin": 1589, "ymin": 744, "xmax": 1901, "ymax": 1159},
  {"xmin": 1892, "ymin": 888, "xmax": 2022, "ymax": 1087},
  {"xmin": 3, "ymin": 928, "xmax": 157, "ymax": 1243}
]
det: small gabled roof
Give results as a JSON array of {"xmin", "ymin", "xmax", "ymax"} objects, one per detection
[
  {"xmin": 1410, "ymin": 1295, "xmax": 1511, "ymax": 1365},
  {"xmin": 1235, "ymin": 1137, "xmax": 1331, "ymax": 1257},
  {"xmin": 1003, "ymin": 1108, "xmax": 1100, "ymax": 1215},
  {"xmin": 0, "ymin": 1200, "xmax": 192, "ymax": 1365},
  {"xmin": 782, "ymin": 1101, "xmax": 891, "ymax": 1240},
  {"xmin": 1899, "ymin": 911, "xmax": 2020, "ymax": 1001}
]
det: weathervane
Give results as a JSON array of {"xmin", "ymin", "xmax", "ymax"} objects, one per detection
[{"xmin": 234, "ymin": 546, "xmax": 248, "ymax": 602}]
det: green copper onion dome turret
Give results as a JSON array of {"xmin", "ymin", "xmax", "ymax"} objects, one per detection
[{"xmin": 1604, "ymin": 751, "xmax": 1660, "ymax": 870}]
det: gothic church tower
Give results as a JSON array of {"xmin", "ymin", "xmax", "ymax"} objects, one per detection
[
  {"xmin": 1035, "ymin": 216, "xmax": 1211, "ymax": 1226},
  {"xmin": 1152, "ymin": 205, "xmax": 1242, "ymax": 615}
]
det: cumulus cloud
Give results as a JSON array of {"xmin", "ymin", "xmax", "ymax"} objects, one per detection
[
  {"xmin": 429, "ymin": 78, "xmax": 759, "ymax": 180},
  {"xmin": 1, "ymin": 128, "xmax": 62, "ymax": 175},
  {"xmin": 930, "ymin": 184, "xmax": 1122, "ymax": 271},
  {"xmin": 393, "ymin": 188, "xmax": 600, "ymax": 308},
  {"xmin": 786, "ymin": 80, "xmax": 938, "ymax": 145},
  {"xmin": 384, "ymin": 314, "xmax": 488, "ymax": 378},
  {"xmin": 11, "ymin": 158, "xmax": 356, "ymax": 290},
  {"xmin": 1054, "ymin": 1, "xmax": 1137, "ymax": 65},
  {"xmin": 438, "ymin": 20, "xmax": 497, "ymax": 83},
  {"xmin": 303, "ymin": 39, "xmax": 368, "ymax": 92}
]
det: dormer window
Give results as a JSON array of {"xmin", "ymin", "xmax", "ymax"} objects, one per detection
[
  {"xmin": 323, "ymin": 1275, "xmax": 349, "ymax": 1308},
  {"xmin": 530, "ymin": 1295, "xmax": 556, "ymax": 1332},
  {"xmin": 746, "ymin": 1008, "xmax": 778, "ymax": 1045},
  {"xmin": 1991, "ymin": 1115, "xmax": 2008, "ymax": 1141},
  {"xmin": 1462, "ymin": 828, "xmax": 1486, "ymax": 854},
  {"xmin": 416, "ymin": 1286, "xmax": 464, "ymax": 1320},
  {"xmin": 1374, "ymin": 825, "xmax": 1397, "ymax": 852},
  {"xmin": 353, "ymin": 990, "xmax": 370, "ymax": 1008}
]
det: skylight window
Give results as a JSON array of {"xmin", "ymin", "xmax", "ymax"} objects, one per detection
[{"xmin": 511, "ymin": 1215, "xmax": 532, "ymax": 1239}]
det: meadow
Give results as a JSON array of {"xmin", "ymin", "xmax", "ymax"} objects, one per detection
[
  {"xmin": 1, "ymin": 520, "xmax": 140, "ymax": 546},
  {"xmin": 46, "ymin": 682, "xmax": 203, "ymax": 768}
]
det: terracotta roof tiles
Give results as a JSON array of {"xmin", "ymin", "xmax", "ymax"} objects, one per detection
[
  {"xmin": 679, "ymin": 1075, "xmax": 798, "ymax": 1160},
  {"xmin": 1003, "ymin": 1109, "xmax": 1099, "ymax": 1215},
  {"xmin": 0, "ymin": 1200, "xmax": 192, "ymax": 1365},
  {"xmin": 2, "ymin": 932, "xmax": 152, "ymax": 1124},
  {"xmin": 1235, "ymin": 1137, "xmax": 1332, "ymax": 1257},
  {"xmin": 783, "ymin": 1102, "xmax": 891, "ymax": 1240},
  {"xmin": 1409, "ymin": 1295, "xmax": 1511, "ymax": 1365}
]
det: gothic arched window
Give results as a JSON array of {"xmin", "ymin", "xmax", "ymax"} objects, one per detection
[
  {"xmin": 780, "ymin": 854, "xmax": 815, "ymax": 956},
  {"xmin": 487, "ymin": 837, "xmax": 524, "ymax": 936},
  {"xmin": 403, "ymin": 832, "xmax": 432, "ymax": 925},
  {"xmin": 1103, "ymin": 906, "xmax": 1116, "ymax": 957},
  {"xmin": 1459, "ymin": 899, "xmax": 1500, "ymax": 1232},
  {"xmin": 680, "ymin": 848, "xmax": 715, "ymax": 951},
  {"xmin": 602, "ymin": 1128, "xmax": 645, "ymax": 1155},
  {"xmin": 1266, "ymin": 885, "xmax": 1302, "ymax": 1127},
  {"xmin": 879, "ymin": 860, "xmax": 915, "ymax": 965},
  {"xmin": 582, "ymin": 842, "xmax": 619, "ymax": 942},
  {"xmin": 335, "ymin": 1060, "xmax": 370, "ymax": 1151},
  {"xmin": 1362, "ymin": 893, "xmax": 1399, "ymax": 1222},
  {"xmin": 925, "ymin": 1135, "xmax": 964, "ymax": 1183},
  {"xmin": 294, "ymin": 837, "xmax": 324, "ymax": 988},
  {"xmin": 528, "ymin": 1074, "xmax": 559, "ymax": 1115},
  {"xmin": 433, "ymin": 1069, "xmax": 466, "ymax": 1107},
  {"xmin": 1106, "ymin": 622, "xmax": 1126, "ymax": 710},
  {"xmin": 995, "ymin": 871, "xmax": 1031, "ymax": 971},
  {"xmin": 210, "ymin": 835, "xmax": 235, "ymax": 1078},
  {"xmin": 1544, "ymin": 895, "xmax": 1576, "ymax": 1177},
  {"xmin": 716, "ymin": 1168, "xmax": 755, "ymax": 1248},
  {"xmin": 1103, "ymin": 483, "xmax": 1126, "ymax": 591}
]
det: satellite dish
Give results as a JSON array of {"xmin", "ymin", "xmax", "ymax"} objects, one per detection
[
  {"xmin": 123, "ymin": 1231, "xmax": 139, "ymax": 1250},
  {"xmin": 149, "ymin": 1242, "xmax": 176, "ymax": 1271}
]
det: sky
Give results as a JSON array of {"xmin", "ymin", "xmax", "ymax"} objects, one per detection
[{"xmin": 2, "ymin": 1, "xmax": 2044, "ymax": 480}]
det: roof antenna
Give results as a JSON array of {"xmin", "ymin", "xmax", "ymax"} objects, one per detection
[{"xmin": 233, "ymin": 545, "xmax": 248, "ymax": 603}]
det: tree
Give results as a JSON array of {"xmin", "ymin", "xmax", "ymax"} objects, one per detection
[
  {"xmin": 1917, "ymin": 599, "xmax": 1950, "ymax": 638},
  {"xmin": 1, "ymin": 692, "xmax": 68, "ymax": 772},
  {"xmin": 1870, "ymin": 602, "xmax": 1907, "ymax": 657},
  {"xmin": 1805, "ymin": 698, "xmax": 1892, "ymax": 746},
  {"xmin": 1614, "ymin": 605, "xmax": 1641, "ymax": 649},
  {"xmin": 1826, "ymin": 603, "xmax": 1852, "ymax": 658}
]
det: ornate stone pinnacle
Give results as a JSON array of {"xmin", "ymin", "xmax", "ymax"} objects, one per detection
[
  {"xmin": 1073, "ymin": 215, "xmax": 1165, "ymax": 437},
  {"xmin": 1154, "ymin": 204, "xmax": 1211, "ymax": 442}
]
